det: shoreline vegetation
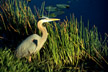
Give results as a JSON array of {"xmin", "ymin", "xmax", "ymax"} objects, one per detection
[{"xmin": 0, "ymin": 0, "xmax": 108, "ymax": 72}]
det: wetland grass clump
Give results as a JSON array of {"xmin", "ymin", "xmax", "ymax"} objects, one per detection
[
  {"xmin": 0, "ymin": 48, "xmax": 32, "ymax": 72},
  {"xmin": 44, "ymin": 16, "xmax": 108, "ymax": 71},
  {"xmin": 0, "ymin": 0, "xmax": 108, "ymax": 71},
  {"xmin": 0, "ymin": 0, "xmax": 37, "ymax": 48}
]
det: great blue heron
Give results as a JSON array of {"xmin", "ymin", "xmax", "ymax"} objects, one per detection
[{"xmin": 15, "ymin": 18, "xmax": 60, "ymax": 62}]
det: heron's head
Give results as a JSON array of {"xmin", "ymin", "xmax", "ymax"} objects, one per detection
[{"xmin": 38, "ymin": 18, "xmax": 60, "ymax": 29}]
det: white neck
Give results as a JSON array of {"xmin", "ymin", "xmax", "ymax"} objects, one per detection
[{"xmin": 35, "ymin": 21, "xmax": 48, "ymax": 53}]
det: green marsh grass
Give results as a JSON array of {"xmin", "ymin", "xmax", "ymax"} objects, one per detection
[{"xmin": 0, "ymin": 0, "xmax": 108, "ymax": 71}]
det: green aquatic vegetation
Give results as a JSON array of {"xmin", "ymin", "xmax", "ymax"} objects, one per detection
[
  {"xmin": 0, "ymin": 0, "xmax": 36, "ymax": 35},
  {"xmin": 56, "ymin": 4, "xmax": 70, "ymax": 9},
  {"xmin": 0, "ymin": 0, "xmax": 39, "ymax": 48},
  {"xmin": 0, "ymin": 48, "xmax": 32, "ymax": 72},
  {"xmin": 0, "ymin": 0, "xmax": 108, "ymax": 72}
]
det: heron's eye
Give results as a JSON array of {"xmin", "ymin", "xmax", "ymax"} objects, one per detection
[
  {"xmin": 43, "ymin": 23, "xmax": 46, "ymax": 26},
  {"xmin": 43, "ymin": 23, "xmax": 48, "ymax": 27},
  {"xmin": 43, "ymin": 23, "xmax": 50, "ymax": 27}
]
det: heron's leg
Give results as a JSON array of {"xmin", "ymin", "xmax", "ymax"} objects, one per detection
[{"xmin": 29, "ymin": 56, "xmax": 31, "ymax": 62}]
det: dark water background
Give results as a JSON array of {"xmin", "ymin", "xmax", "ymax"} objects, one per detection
[{"xmin": 29, "ymin": 0, "xmax": 108, "ymax": 37}]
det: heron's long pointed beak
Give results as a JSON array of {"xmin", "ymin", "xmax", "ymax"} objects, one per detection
[
  {"xmin": 46, "ymin": 18, "xmax": 60, "ymax": 22},
  {"xmin": 49, "ymin": 18, "xmax": 60, "ymax": 21}
]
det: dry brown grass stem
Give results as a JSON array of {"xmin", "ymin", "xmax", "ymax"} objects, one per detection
[
  {"xmin": 83, "ymin": 50, "xmax": 104, "ymax": 69},
  {"xmin": 9, "ymin": 24, "xmax": 18, "ymax": 32},
  {"xmin": 94, "ymin": 48, "xmax": 108, "ymax": 65},
  {"xmin": 0, "ymin": 14, "xmax": 6, "ymax": 30},
  {"xmin": 34, "ymin": 6, "xmax": 40, "ymax": 18},
  {"xmin": 75, "ymin": 18, "xmax": 78, "ymax": 33}
]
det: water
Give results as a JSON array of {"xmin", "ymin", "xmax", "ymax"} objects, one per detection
[{"xmin": 29, "ymin": 0, "xmax": 108, "ymax": 36}]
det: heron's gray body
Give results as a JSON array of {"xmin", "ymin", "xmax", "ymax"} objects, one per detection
[{"xmin": 15, "ymin": 34, "xmax": 41, "ymax": 58}]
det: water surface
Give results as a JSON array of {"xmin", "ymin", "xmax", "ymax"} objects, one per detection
[{"xmin": 29, "ymin": 0, "xmax": 108, "ymax": 36}]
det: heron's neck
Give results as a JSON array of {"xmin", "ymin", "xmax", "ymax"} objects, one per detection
[
  {"xmin": 38, "ymin": 21, "xmax": 48, "ymax": 39},
  {"xmin": 36, "ymin": 21, "xmax": 48, "ymax": 52},
  {"xmin": 40, "ymin": 27, "xmax": 48, "ymax": 40}
]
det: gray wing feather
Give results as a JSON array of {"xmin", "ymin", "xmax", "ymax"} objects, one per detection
[{"xmin": 15, "ymin": 34, "xmax": 41, "ymax": 58}]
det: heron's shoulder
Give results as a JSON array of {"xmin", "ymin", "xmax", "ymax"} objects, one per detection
[
  {"xmin": 29, "ymin": 34, "xmax": 41, "ymax": 38},
  {"xmin": 26, "ymin": 34, "xmax": 41, "ymax": 41}
]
